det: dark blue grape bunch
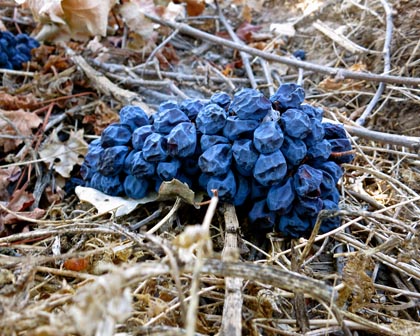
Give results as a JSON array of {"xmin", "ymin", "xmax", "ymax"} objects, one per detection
[
  {"xmin": 0, "ymin": 31, "xmax": 39, "ymax": 70},
  {"xmin": 80, "ymin": 84, "xmax": 354, "ymax": 238}
]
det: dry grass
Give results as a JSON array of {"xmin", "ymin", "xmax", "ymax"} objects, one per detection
[{"xmin": 0, "ymin": 0, "xmax": 419, "ymax": 335}]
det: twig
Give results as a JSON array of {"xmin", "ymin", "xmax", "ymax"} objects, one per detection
[
  {"xmin": 356, "ymin": 0, "xmax": 393, "ymax": 125},
  {"xmin": 216, "ymin": 4, "xmax": 257, "ymax": 89},
  {"xmin": 220, "ymin": 204, "xmax": 243, "ymax": 336},
  {"xmin": 344, "ymin": 124, "xmax": 420, "ymax": 151},
  {"xmin": 143, "ymin": 13, "xmax": 420, "ymax": 86},
  {"xmin": 147, "ymin": 197, "xmax": 182, "ymax": 234},
  {"xmin": 144, "ymin": 29, "xmax": 180, "ymax": 71},
  {"xmin": 186, "ymin": 191, "xmax": 218, "ymax": 336}
]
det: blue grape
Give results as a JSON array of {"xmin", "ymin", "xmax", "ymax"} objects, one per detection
[
  {"xmin": 229, "ymin": 88, "xmax": 271, "ymax": 120},
  {"xmin": 100, "ymin": 124, "xmax": 132, "ymax": 147},
  {"xmin": 196, "ymin": 103, "xmax": 227, "ymax": 135},
  {"xmin": 80, "ymin": 163, "xmax": 94, "ymax": 180},
  {"xmin": 198, "ymin": 173, "xmax": 211, "ymax": 190},
  {"xmin": 206, "ymin": 170, "xmax": 236, "ymax": 200},
  {"xmin": 123, "ymin": 150, "xmax": 135, "ymax": 174},
  {"xmin": 328, "ymin": 138, "xmax": 354, "ymax": 163},
  {"xmin": 295, "ymin": 196, "xmax": 323, "ymax": 216},
  {"xmin": 312, "ymin": 160, "xmax": 343, "ymax": 184},
  {"xmin": 142, "ymin": 133, "xmax": 168, "ymax": 161},
  {"xmin": 323, "ymin": 122, "xmax": 347, "ymax": 139},
  {"xmin": 180, "ymin": 99, "xmax": 205, "ymax": 120},
  {"xmin": 157, "ymin": 160, "xmax": 181, "ymax": 181},
  {"xmin": 319, "ymin": 170, "xmax": 338, "ymax": 198},
  {"xmin": 319, "ymin": 199, "xmax": 340, "ymax": 233},
  {"xmin": 253, "ymin": 150, "xmax": 287, "ymax": 186},
  {"xmin": 97, "ymin": 146, "xmax": 129, "ymax": 176},
  {"xmin": 131, "ymin": 151, "xmax": 155, "ymax": 177},
  {"xmin": 223, "ymin": 116, "xmax": 259, "ymax": 141},
  {"xmin": 210, "ymin": 92, "xmax": 231, "ymax": 109},
  {"xmin": 153, "ymin": 108, "xmax": 189, "ymax": 134},
  {"xmin": 280, "ymin": 109, "xmax": 311, "ymax": 139},
  {"xmin": 233, "ymin": 174, "xmax": 250, "ymax": 206},
  {"xmin": 253, "ymin": 121, "xmax": 284, "ymax": 154},
  {"xmin": 200, "ymin": 135, "xmax": 229, "ymax": 152},
  {"xmin": 124, "ymin": 175, "xmax": 149, "ymax": 199},
  {"xmin": 278, "ymin": 210, "xmax": 310, "ymax": 238},
  {"xmin": 300, "ymin": 104, "xmax": 323, "ymax": 121},
  {"xmin": 293, "ymin": 164, "xmax": 323, "ymax": 197},
  {"xmin": 119, "ymin": 105, "xmax": 149, "ymax": 131},
  {"xmin": 293, "ymin": 49, "xmax": 306, "ymax": 60},
  {"xmin": 132, "ymin": 125, "xmax": 154, "ymax": 151},
  {"xmin": 232, "ymin": 139, "xmax": 259, "ymax": 177},
  {"xmin": 307, "ymin": 139, "xmax": 331, "ymax": 161},
  {"xmin": 90, "ymin": 173, "xmax": 123, "ymax": 196},
  {"xmin": 267, "ymin": 178, "xmax": 295, "ymax": 213},
  {"xmin": 280, "ymin": 136, "xmax": 307, "ymax": 166},
  {"xmin": 270, "ymin": 83, "xmax": 305, "ymax": 110},
  {"xmin": 158, "ymin": 101, "xmax": 179, "ymax": 113},
  {"xmin": 182, "ymin": 158, "xmax": 200, "ymax": 176},
  {"xmin": 198, "ymin": 144, "xmax": 232, "ymax": 176},
  {"xmin": 304, "ymin": 118, "xmax": 325, "ymax": 146},
  {"xmin": 167, "ymin": 122, "xmax": 197, "ymax": 158},
  {"xmin": 83, "ymin": 143, "xmax": 104, "ymax": 168},
  {"xmin": 249, "ymin": 200, "xmax": 276, "ymax": 230},
  {"xmin": 250, "ymin": 180, "xmax": 269, "ymax": 200}
]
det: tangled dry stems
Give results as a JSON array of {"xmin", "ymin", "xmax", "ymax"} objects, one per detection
[{"xmin": 0, "ymin": 0, "xmax": 419, "ymax": 335}]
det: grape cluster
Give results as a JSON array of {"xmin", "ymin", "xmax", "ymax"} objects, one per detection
[
  {"xmin": 80, "ymin": 84, "xmax": 354, "ymax": 237},
  {"xmin": 0, "ymin": 31, "xmax": 39, "ymax": 70}
]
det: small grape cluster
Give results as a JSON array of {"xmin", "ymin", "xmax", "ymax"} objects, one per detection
[
  {"xmin": 0, "ymin": 31, "xmax": 39, "ymax": 70},
  {"xmin": 80, "ymin": 84, "xmax": 354, "ymax": 237}
]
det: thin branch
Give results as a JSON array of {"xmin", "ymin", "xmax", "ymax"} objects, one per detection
[
  {"xmin": 143, "ymin": 13, "xmax": 420, "ymax": 86},
  {"xmin": 356, "ymin": 0, "xmax": 393, "ymax": 125},
  {"xmin": 344, "ymin": 124, "xmax": 420, "ymax": 151},
  {"xmin": 216, "ymin": 4, "xmax": 257, "ymax": 88}
]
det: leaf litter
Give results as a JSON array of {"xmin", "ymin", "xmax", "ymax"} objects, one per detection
[{"xmin": 0, "ymin": 0, "xmax": 420, "ymax": 335}]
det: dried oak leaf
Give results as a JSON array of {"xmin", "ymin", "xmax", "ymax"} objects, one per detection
[
  {"xmin": 0, "ymin": 190, "xmax": 45, "ymax": 226},
  {"xmin": 0, "ymin": 109, "xmax": 42, "ymax": 152},
  {"xmin": 0, "ymin": 167, "xmax": 21, "ymax": 201},
  {"xmin": 0, "ymin": 93, "xmax": 41, "ymax": 110},
  {"xmin": 236, "ymin": 22, "xmax": 262, "ymax": 43},
  {"xmin": 39, "ymin": 129, "xmax": 88, "ymax": 178},
  {"xmin": 19, "ymin": 0, "xmax": 116, "ymax": 41}
]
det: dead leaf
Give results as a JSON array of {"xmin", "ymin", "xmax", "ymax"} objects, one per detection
[
  {"xmin": 82, "ymin": 101, "xmax": 119, "ymax": 135},
  {"xmin": 7, "ymin": 189, "xmax": 35, "ymax": 212},
  {"xmin": 0, "ymin": 109, "xmax": 42, "ymax": 152},
  {"xmin": 119, "ymin": 0, "xmax": 156, "ymax": 41},
  {"xmin": 319, "ymin": 63, "xmax": 367, "ymax": 91},
  {"xmin": 19, "ymin": 0, "xmax": 116, "ymax": 41},
  {"xmin": 270, "ymin": 22, "xmax": 296, "ymax": 37},
  {"xmin": 39, "ymin": 129, "xmax": 88, "ymax": 178},
  {"xmin": 0, "ymin": 93, "xmax": 41, "ymax": 110},
  {"xmin": 174, "ymin": 0, "xmax": 205, "ymax": 16},
  {"xmin": 75, "ymin": 186, "xmax": 159, "ymax": 217},
  {"xmin": 236, "ymin": 22, "xmax": 262, "ymax": 43},
  {"xmin": 0, "ymin": 166, "xmax": 21, "ymax": 201}
]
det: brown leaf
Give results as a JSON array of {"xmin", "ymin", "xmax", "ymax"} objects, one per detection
[
  {"xmin": 174, "ymin": 0, "xmax": 205, "ymax": 16},
  {"xmin": 7, "ymin": 189, "xmax": 35, "ymax": 212},
  {"xmin": 236, "ymin": 22, "xmax": 261, "ymax": 43},
  {"xmin": 119, "ymin": 0, "xmax": 157, "ymax": 41},
  {"xmin": 63, "ymin": 257, "xmax": 90, "ymax": 271},
  {"xmin": 82, "ymin": 101, "xmax": 119, "ymax": 135},
  {"xmin": 20, "ymin": 0, "xmax": 115, "ymax": 41},
  {"xmin": 2, "ymin": 208, "xmax": 45, "ymax": 226},
  {"xmin": 0, "ymin": 109, "xmax": 43, "ymax": 152},
  {"xmin": 0, "ymin": 93, "xmax": 41, "ymax": 110},
  {"xmin": 0, "ymin": 166, "xmax": 21, "ymax": 201},
  {"xmin": 39, "ymin": 129, "xmax": 88, "ymax": 178}
]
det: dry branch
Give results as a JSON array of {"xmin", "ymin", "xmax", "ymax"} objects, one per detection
[{"xmin": 144, "ymin": 13, "xmax": 420, "ymax": 86}]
